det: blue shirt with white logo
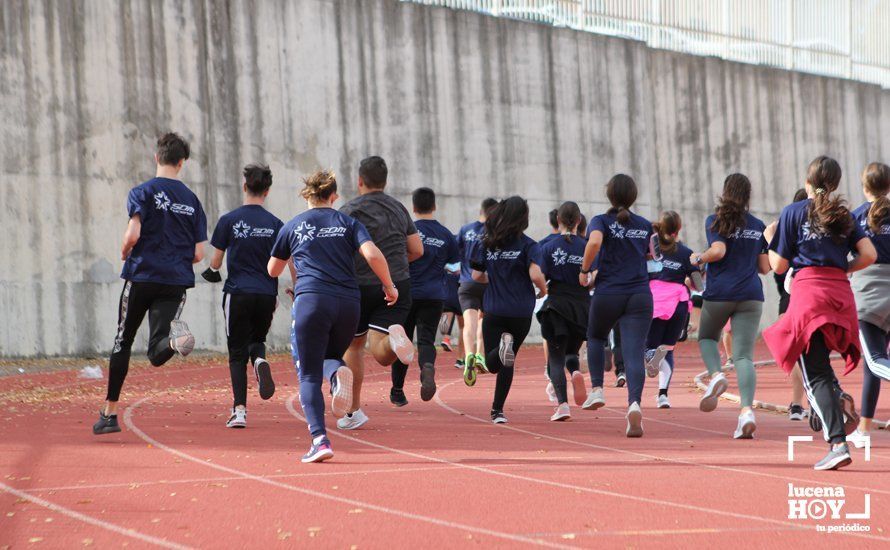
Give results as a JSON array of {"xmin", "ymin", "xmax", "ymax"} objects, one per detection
[
  {"xmin": 471, "ymin": 234, "xmax": 543, "ymax": 317},
  {"xmin": 410, "ymin": 219, "xmax": 459, "ymax": 301},
  {"xmin": 270, "ymin": 208, "xmax": 372, "ymax": 300},
  {"xmin": 121, "ymin": 177, "xmax": 207, "ymax": 288},
  {"xmin": 651, "ymin": 242, "xmax": 697, "ymax": 285},
  {"xmin": 457, "ymin": 221, "xmax": 485, "ymax": 283},
  {"xmin": 770, "ymin": 199, "xmax": 866, "ymax": 271},
  {"xmin": 586, "ymin": 212, "xmax": 653, "ymax": 295},
  {"xmin": 852, "ymin": 201, "xmax": 890, "ymax": 265},
  {"xmin": 540, "ymin": 234, "xmax": 587, "ymax": 285},
  {"xmin": 210, "ymin": 205, "xmax": 283, "ymax": 296},
  {"xmin": 704, "ymin": 212, "xmax": 767, "ymax": 301},
  {"xmin": 538, "ymin": 233, "xmax": 561, "ymax": 247}
]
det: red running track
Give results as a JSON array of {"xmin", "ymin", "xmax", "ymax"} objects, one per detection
[{"xmin": 2, "ymin": 341, "xmax": 889, "ymax": 549}]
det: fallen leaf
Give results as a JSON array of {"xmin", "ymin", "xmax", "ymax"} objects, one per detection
[{"xmin": 277, "ymin": 532, "xmax": 291, "ymax": 540}]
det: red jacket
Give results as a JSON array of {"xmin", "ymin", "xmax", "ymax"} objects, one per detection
[{"xmin": 762, "ymin": 267, "xmax": 861, "ymax": 375}]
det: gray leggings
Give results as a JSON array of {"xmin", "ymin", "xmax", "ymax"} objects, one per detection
[{"xmin": 698, "ymin": 300, "xmax": 763, "ymax": 408}]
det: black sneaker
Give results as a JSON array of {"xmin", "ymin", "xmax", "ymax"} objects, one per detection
[
  {"xmin": 789, "ymin": 403, "xmax": 806, "ymax": 421},
  {"xmin": 809, "ymin": 409, "xmax": 823, "ymax": 433},
  {"xmin": 615, "ymin": 373, "xmax": 626, "ymax": 388},
  {"xmin": 254, "ymin": 358, "xmax": 276, "ymax": 400},
  {"xmin": 92, "ymin": 411, "xmax": 121, "ymax": 435},
  {"xmin": 490, "ymin": 410, "xmax": 508, "ymax": 424},
  {"xmin": 390, "ymin": 388, "xmax": 408, "ymax": 407},
  {"xmin": 814, "ymin": 443, "xmax": 852, "ymax": 471},
  {"xmin": 454, "ymin": 358, "xmax": 464, "ymax": 370},
  {"xmin": 420, "ymin": 363, "xmax": 436, "ymax": 402}
]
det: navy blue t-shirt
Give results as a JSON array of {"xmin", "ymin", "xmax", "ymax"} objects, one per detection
[
  {"xmin": 651, "ymin": 242, "xmax": 697, "ymax": 285},
  {"xmin": 852, "ymin": 201, "xmax": 890, "ymax": 265},
  {"xmin": 538, "ymin": 233, "xmax": 561, "ymax": 247},
  {"xmin": 210, "ymin": 205, "xmax": 283, "ymax": 296},
  {"xmin": 270, "ymin": 208, "xmax": 372, "ymax": 300},
  {"xmin": 703, "ymin": 212, "xmax": 766, "ymax": 302},
  {"xmin": 471, "ymin": 234, "xmax": 543, "ymax": 317},
  {"xmin": 121, "ymin": 177, "xmax": 207, "ymax": 288},
  {"xmin": 770, "ymin": 199, "xmax": 867, "ymax": 271},
  {"xmin": 457, "ymin": 221, "xmax": 485, "ymax": 283},
  {"xmin": 410, "ymin": 219, "xmax": 460, "ymax": 301},
  {"xmin": 540, "ymin": 234, "xmax": 586, "ymax": 284},
  {"xmin": 586, "ymin": 212, "xmax": 653, "ymax": 295}
]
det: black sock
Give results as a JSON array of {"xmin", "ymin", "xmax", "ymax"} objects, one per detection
[{"xmin": 658, "ymin": 389, "xmax": 668, "ymax": 396}]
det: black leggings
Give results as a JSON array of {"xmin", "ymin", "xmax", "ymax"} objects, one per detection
[
  {"xmin": 587, "ymin": 293, "xmax": 653, "ymax": 405},
  {"xmin": 860, "ymin": 320, "xmax": 890, "ymax": 418},
  {"xmin": 106, "ymin": 281, "xmax": 187, "ymax": 402},
  {"xmin": 223, "ymin": 293, "xmax": 276, "ymax": 408},
  {"xmin": 799, "ymin": 331, "xmax": 845, "ymax": 444},
  {"xmin": 546, "ymin": 334, "xmax": 584, "ymax": 404},
  {"xmin": 482, "ymin": 314, "xmax": 532, "ymax": 412},
  {"xmin": 392, "ymin": 299, "xmax": 444, "ymax": 389}
]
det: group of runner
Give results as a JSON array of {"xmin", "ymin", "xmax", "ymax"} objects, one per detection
[{"xmin": 92, "ymin": 133, "xmax": 890, "ymax": 470}]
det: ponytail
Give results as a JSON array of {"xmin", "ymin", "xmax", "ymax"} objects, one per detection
[
  {"xmin": 606, "ymin": 174, "xmax": 637, "ymax": 225},
  {"xmin": 862, "ymin": 162, "xmax": 890, "ymax": 233},
  {"xmin": 557, "ymin": 201, "xmax": 581, "ymax": 243},
  {"xmin": 653, "ymin": 211, "xmax": 681, "ymax": 254},
  {"xmin": 805, "ymin": 156, "xmax": 851, "ymax": 244}
]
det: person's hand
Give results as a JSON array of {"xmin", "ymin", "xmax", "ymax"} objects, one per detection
[
  {"xmin": 690, "ymin": 253, "xmax": 702, "ymax": 267},
  {"xmin": 578, "ymin": 271, "xmax": 590, "ymax": 287},
  {"xmin": 536, "ymin": 287, "xmax": 547, "ymax": 299},
  {"xmin": 383, "ymin": 284, "xmax": 399, "ymax": 306},
  {"xmin": 285, "ymin": 287, "xmax": 295, "ymax": 301}
]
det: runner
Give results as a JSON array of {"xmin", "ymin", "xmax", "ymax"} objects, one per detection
[
  {"xmin": 93, "ymin": 133, "xmax": 206, "ymax": 435},
  {"xmin": 538, "ymin": 202, "xmax": 589, "ymax": 420},
  {"xmin": 644, "ymin": 211, "xmax": 703, "ymax": 409},
  {"xmin": 390, "ymin": 187, "xmax": 459, "ymax": 406},
  {"xmin": 763, "ymin": 156, "xmax": 876, "ymax": 470},
  {"xmin": 469, "ymin": 196, "xmax": 547, "ymax": 423},
  {"xmin": 580, "ymin": 174, "xmax": 657, "ymax": 437},
  {"xmin": 338, "ymin": 156, "xmax": 422, "ymax": 430},
  {"xmin": 691, "ymin": 173, "xmax": 770, "ymax": 439},
  {"xmin": 268, "ymin": 170, "xmax": 397, "ymax": 462},
  {"xmin": 848, "ymin": 163, "xmax": 890, "ymax": 448},
  {"xmin": 457, "ymin": 197, "xmax": 498, "ymax": 386},
  {"xmin": 205, "ymin": 164, "xmax": 285, "ymax": 428}
]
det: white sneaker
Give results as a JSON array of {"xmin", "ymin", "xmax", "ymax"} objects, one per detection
[
  {"xmin": 571, "ymin": 371, "xmax": 588, "ymax": 406},
  {"xmin": 645, "ymin": 346, "xmax": 668, "ymax": 378},
  {"xmin": 656, "ymin": 394, "xmax": 671, "ymax": 409},
  {"xmin": 847, "ymin": 429, "xmax": 871, "ymax": 449},
  {"xmin": 733, "ymin": 410, "xmax": 756, "ymax": 439},
  {"xmin": 700, "ymin": 372, "xmax": 728, "ymax": 412},
  {"xmin": 336, "ymin": 408, "xmax": 369, "ymax": 430},
  {"xmin": 169, "ymin": 320, "xmax": 195, "ymax": 356},
  {"xmin": 545, "ymin": 382, "xmax": 557, "ymax": 403},
  {"xmin": 330, "ymin": 366, "xmax": 354, "ymax": 418},
  {"xmin": 626, "ymin": 402, "xmax": 643, "ymax": 437},
  {"xmin": 226, "ymin": 407, "xmax": 246, "ymax": 429},
  {"xmin": 582, "ymin": 387, "xmax": 605, "ymax": 410},
  {"xmin": 388, "ymin": 325, "xmax": 416, "ymax": 364},
  {"xmin": 550, "ymin": 403, "xmax": 571, "ymax": 422}
]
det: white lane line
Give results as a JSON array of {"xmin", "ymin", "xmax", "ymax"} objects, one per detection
[
  {"xmin": 285, "ymin": 393, "xmax": 871, "ymax": 541},
  {"xmin": 17, "ymin": 460, "xmax": 575, "ymax": 493},
  {"xmin": 438, "ymin": 378, "xmax": 890, "ymax": 497},
  {"xmin": 124, "ymin": 395, "xmax": 574, "ymax": 550},
  {"xmin": 0, "ymin": 481, "xmax": 192, "ymax": 549},
  {"xmin": 426, "ymin": 382, "xmax": 890, "ymax": 542}
]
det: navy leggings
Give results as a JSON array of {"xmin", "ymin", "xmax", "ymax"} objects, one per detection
[
  {"xmin": 587, "ymin": 293, "xmax": 653, "ymax": 405},
  {"xmin": 291, "ymin": 293, "xmax": 360, "ymax": 438},
  {"xmin": 860, "ymin": 320, "xmax": 890, "ymax": 418}
]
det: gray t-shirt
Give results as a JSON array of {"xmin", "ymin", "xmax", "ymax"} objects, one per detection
[{"xmin": 340, "ymin": 191, "xmax": 417, "ymax": 285}]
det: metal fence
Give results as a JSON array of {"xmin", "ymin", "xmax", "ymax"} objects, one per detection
[{"xmin": 402, "ymin": 0, "xmax": 890, "ymax": 89}]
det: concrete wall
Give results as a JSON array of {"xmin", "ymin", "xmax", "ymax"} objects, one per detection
[{"xmin": 2, "ymin": 0, "xmax": 890, "ymax": 357}]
